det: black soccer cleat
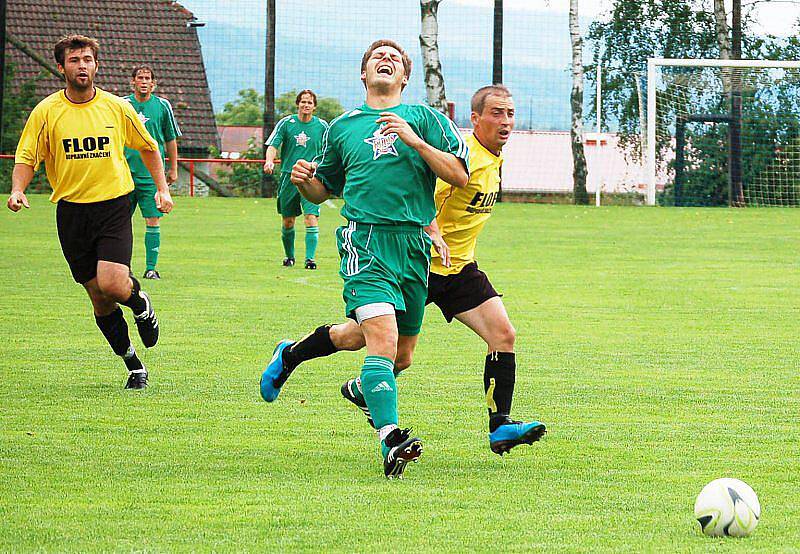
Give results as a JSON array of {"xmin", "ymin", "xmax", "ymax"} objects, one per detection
[
  {"xmin": 341, "ymin": 378, "xmax": 375, "ymax": 428},
  {"xmin": 383, "ymin": 428, "xmax": 423, "ymax": 479},
  {"xmin": 133, "ymin": 290, "xmax": 159, "ymax": 348},
  {"xmin": 304, "ymin": 259, "xmax": 317, "ymax": 270},
  {"xmin": 125, "ymin": 369, "xmax": 148, "ymax": 389},
  {"xmin": 282, "ymin": 257, "xmax": 295, "ymax": 267},
  {"xmin": 143, "ymin": 269, "xmax": 161, "ymax": 280}
]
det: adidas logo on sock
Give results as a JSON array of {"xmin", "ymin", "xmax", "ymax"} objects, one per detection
[{"xmin": 370, "ymin": 381, "xmax": 393, "ymax": 393}]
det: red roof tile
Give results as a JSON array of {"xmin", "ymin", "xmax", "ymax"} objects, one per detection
[{"xmin": 5, "ymin": 0, "xmax": 219, "ymax": 152}]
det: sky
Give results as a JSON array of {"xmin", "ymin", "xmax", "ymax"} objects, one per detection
[
  {"xmin": 182, "ymin": 0, "xmax": 800, "ymax": 37},
  {"xmin": 449, "ymin": 0, "xmax": 800, "ymax": 37}
]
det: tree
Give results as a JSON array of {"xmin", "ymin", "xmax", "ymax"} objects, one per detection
[
  {"xmin": 569, "ymin": 0, "xmax": 589, "ymax": 204},
  {"xmin": 217, "ymin": 89, "xmax": 344, "ymax": 127},
  {"xmin": 275, "ymin": 90, "xmax": 344, "ymax": 123},
  {"xmin": 1, "ymin": 64, "xmax": 45, "ymax": 194},
  {"xmin": 216, "ymin": 88, "xmax": 264, "ymax": 126},
  {"xmin": 590, "ymin": 0, "xmax": 800, "ymax": 206},
  {"xmin": 419, "ymin": 0, "xmax": 448, "ymax": 113}
]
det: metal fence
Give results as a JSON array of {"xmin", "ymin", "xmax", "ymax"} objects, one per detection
[{"xmin": 3, "ymin": 1, "xmax": 798, "ymax": 204}]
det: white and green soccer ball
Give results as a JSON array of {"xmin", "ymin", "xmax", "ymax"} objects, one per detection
[{"xmin": 694, "ymin": 478, "xmax": 761, "ymax": 537}]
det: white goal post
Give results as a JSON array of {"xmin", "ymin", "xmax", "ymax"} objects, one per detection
[{"xmin": 646, "ymin": 58, "xmax": 800, "ymax": 206}]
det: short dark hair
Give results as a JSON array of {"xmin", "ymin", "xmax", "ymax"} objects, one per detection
[
  {"xmin": 360, "ymin": 39, "xmax": 412, "ymax": 83},
  {"xmin": 471, "ymin": 85, "xmax": 512, "ymax": 114},
  {"xmin": 54, "ymin": 34, "xmax": 99, "ymax": 66},
  {"xmin": 131, "ymin": 66, "xmax": 156, "ymax": 80},
  {"xmin": 296, "ymin": 89, "xmax": 317, "ymax": 106}
]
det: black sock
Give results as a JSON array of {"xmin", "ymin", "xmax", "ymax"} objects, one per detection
[
  {"xmin": 119, "ymin": 276, "xmax": 146, "ymax": 315},
  {"xmin": 282, "ymin": 324, "xmax": 338, "ymax": 371},
  {"xmin": 123, "ymin": 349, "xmax": 144, "ymax": 372},
  {"xmin": 484, "ymin": 351, "xmax": 516, "ymax": 432},
  {"xmin": 95, "ymin": 307, "xmax": 132, "ymax": 357}
]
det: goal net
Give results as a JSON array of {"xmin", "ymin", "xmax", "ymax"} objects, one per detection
[{"xmin": 646, "ymin": 59, "xmax": 800, "ymax": 206}]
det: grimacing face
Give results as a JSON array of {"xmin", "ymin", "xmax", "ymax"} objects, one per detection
[
  {"xmin": 132, "ymin": 70, "xmax": 156, "ymax": 96},
  {"xmin": 362, "ymin": 45, "xmax": 407, "ymax": 91},
  {"xmin": 472, "ymin": 94, "xmax": 515, "ymax": 154},
  {"xmin": 297, "ymin": 93, "xmax": 316, "ymax": 115},
  {"xmin": 60, "ymin": 47, "xmax": 98, "ymax": 91}
]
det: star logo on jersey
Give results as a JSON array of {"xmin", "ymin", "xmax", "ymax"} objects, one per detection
[
  {"xmin": 364, "ymin": 127, "xmax": 399, "ymax": 160},
  {"xmin": 295, "ymin": 131, "xmax": 309, "ymax": 147},
  {"xmin": 137, "ymin": 111, "xmax": 149, "ymax": 125}
]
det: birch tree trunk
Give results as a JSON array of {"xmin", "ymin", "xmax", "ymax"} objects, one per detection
[
  {"xmin": 569, "ymin": 0, "xmax": 589, "ymax": 204},
  {"xmin": 420, "ymin": 0, "xmax": 448, "ymax": 113},
  {"xmin": 713, "ymin": 0, "xmax": 732, "ymax": 94}
]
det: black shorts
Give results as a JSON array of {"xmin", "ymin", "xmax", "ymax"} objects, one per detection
[
  {"xmin": 56, "ymin": 195, "xmax": 133, "ymax": 284},
  {"xmin": 426, "ymin": 261, "xmax": 500, "ymax": 322}
]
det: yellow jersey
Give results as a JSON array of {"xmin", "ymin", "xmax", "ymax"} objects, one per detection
[
  {"xmin": 431, "ymin": 133, "xmax": 502, "ymax": 275},
  {"xmin": 15, "ymin": 87, "xmax": 159, "ymax": 203}
]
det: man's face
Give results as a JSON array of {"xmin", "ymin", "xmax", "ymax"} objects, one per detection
[
  {"xmin": 59, "ymin": 47, "xmax": 97, "ymax": 91},
  {"xmin": 131, "ymin": 70, "xmax": 156, "ymax": 96},
  {"xmin": 472, "ymin": 94, "xmax": 515, "ymax": 154},
  {"xmin": 297, "ymin": 93, "xmax": 316, "ymax": 116},
  {"xmin": 362, "ymin": 45, "xmax": 407, "ymax": 92}
]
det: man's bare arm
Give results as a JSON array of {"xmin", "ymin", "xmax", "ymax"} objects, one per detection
[
  {"xmin": 376, "ymin": 112, "xmax": 468, "ymax": 188},
  {"xmin": 165, "ymin": 139, "xmax": 179, "ymax": 184},
  {"xmin": 140, "ymin": 149, "xmax": 174, "ymax": 213},
  {"xmin": 7, "ymin": 164, "xmax": 34, "ymax": 211},
  {"xmin": 291, "ymin": 160, "xmax": 331, "ymax": 203}
]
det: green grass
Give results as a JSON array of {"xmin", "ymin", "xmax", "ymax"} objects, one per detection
[{"xmin": 1, "ymin": 196, "xmax": 799, "ymax": 552}]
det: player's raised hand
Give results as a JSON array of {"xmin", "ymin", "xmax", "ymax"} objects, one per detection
[
  {"xmin": 7, "ymin": 190, "xmax": 30, "ymax": 212},
  {"xmin": 376, "ymin": 112, "xmax": 423, "ymax": 150},
  {"xmin": 263, "ymin": 160, "xmax": 275, "ymax": 175},
  {"xmin": 155, "ymin": 189, "xmax": 174, "ymax": 214},
  {"xmin": 291, "ymin": 160, "xmax": 317, "ymax": 186}
]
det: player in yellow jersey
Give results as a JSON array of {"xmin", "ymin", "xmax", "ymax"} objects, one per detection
[
  {"xmin": 6, "ymin": 35, "xmax": 173, "ymax": 390},
  {"xmin": 424, "ymin": 85, "xmax": 545, "ymax": 454},
  {"xmin": 265, "ymin": 85, "xmax": 546, "ymax": 455}
]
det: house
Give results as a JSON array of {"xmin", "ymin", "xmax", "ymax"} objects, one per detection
[
  {"xmin": 218, "ymin": 125, "xmax": 664, "ymax": 195},
  {"xmin": 5, "ymin": 0, "xmax": 219, "ymax": 155}
]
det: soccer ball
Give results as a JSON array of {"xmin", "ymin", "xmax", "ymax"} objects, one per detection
[{"xmin": 694, "ymin": 478, "xmax": 761, "ymax": 537}]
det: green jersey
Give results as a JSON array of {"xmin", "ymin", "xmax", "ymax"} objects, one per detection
[
  {"xmin": 314, "ymin": 103, "xmax": 468, "ymax": 226},
  {"xmin": 266, "ymin": 114, "xmax": 328, "ymax": 175},
  {"xmin": 123, "ymin": 94, "xmax": 181, "ymax": 185}
]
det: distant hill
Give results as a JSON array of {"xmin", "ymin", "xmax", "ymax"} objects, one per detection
[{"xmin": 183, "ymin": 0, "xmax": 584, "ymax": 130}]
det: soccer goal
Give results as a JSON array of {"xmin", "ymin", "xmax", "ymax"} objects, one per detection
[{"xmin": 646, "ymin": 58, "xmax": 800, "ymax": 206}]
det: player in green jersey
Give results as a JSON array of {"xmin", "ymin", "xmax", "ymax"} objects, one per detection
[
  {"xmin": 263, "ymin": 90, "xmax": 329, "ymax": 269},
  {"xmin": 124, "ymin": 66, "xmax": 181, "ymax": 280},
  {"xmin": 260, "ymin": 40, "xmax": 468, "ymax": 479}
]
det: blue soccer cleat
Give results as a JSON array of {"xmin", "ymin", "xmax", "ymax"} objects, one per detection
[
  {"xmin": 489, "ymin": 420, "xmax": 547, "ymax": 455},
  {"xmin": 260, "ymin": 340, "xmax": 294, "ymax": 402}
]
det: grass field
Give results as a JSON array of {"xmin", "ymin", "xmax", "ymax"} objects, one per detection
[{"xmin": 1, "ymin": 195, "xmax": 799, "ymax": 552}]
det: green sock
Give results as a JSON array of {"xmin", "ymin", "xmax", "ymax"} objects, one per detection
[
  {"xmin": 145, "ymin": 225, "xmax": 160, "ymax": 271},
  {"xmin": 281, "ymin": 226, "xmax": 295, "ymax": 259},
  {"xmin": 360, "ymin": 355, "xmax": 398, "ymax": 433},
  {"xmin": 352, "ymin": 364, "xmax": 402, "ymax": 405},
  {"xmin": 305, "ymin": 225, "xmax": 319, "ymax": 261}
]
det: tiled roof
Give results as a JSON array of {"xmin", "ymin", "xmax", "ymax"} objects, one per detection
[{"xmin": 5, "ymin": 0, "xmax": 219, "ymax": 153}]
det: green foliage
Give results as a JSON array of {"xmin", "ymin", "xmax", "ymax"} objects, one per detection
[
  {"xmin": 209, "ymin": 138, "xmax": 269, "ymax": 197},
  {"xmin": 275, "ymin": 90, "xmax": 345, "ymax": 123},
  {"xmin": 590, "ymin": 0, "xmax": 800, "ymax": 206},
  {"xmin": 216, "ymin": 89, "xmax": 345, "ymax": 127},
  {"xmin": 215, "ymin": 88, "xmax": 264, "ymax": 126},
  {"xmin": 1, "ymin": 64, "xmax": 47, "ymax": 194}
]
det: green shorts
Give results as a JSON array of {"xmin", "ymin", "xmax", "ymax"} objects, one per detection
[
  {"xmin": 336, "ymin": 221, "xmax": 431, "ymax": 336},
  {"xmin": 277, "ymin": 173, "xmax": 321, "ymax": 218},
  {"xmin": 129, "ymin": 183, "xmax": 163, "ymax": 219}
]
